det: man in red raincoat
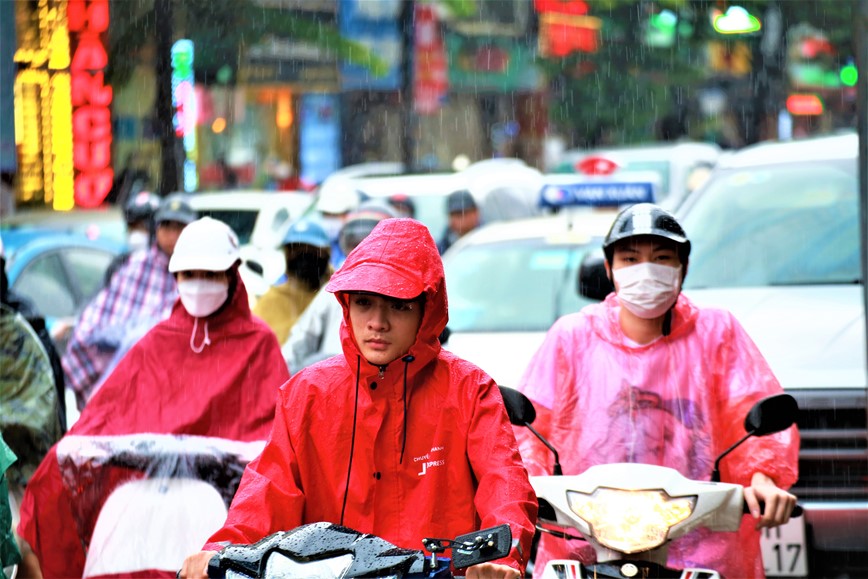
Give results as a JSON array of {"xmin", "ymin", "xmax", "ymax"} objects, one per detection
[
  {"xmin": 181, "ymin": 218, "xmax": 537, "ymax": 579},
  {"xmin": 17, "ymin": 217, "xmax": 289, "ymax": 578}
]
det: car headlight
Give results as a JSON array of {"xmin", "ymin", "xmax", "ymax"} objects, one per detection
[
  {"xmin": 260, "ymin": 552, "xmax": 356, "ymax": 578},
  {"xmin": 567, "ymin": 488, "xmax": 696, "ymax": 554}
]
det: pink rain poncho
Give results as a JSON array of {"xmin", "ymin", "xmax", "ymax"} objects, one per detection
[{"xmin": 516, "ymin": 293, "xmax": 799, "ymax": 579}]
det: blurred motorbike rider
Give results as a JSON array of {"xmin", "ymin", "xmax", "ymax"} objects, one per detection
[
  {"xmin": 181, "ymin": 218, "xmax": 537, "ymax": 579},
  {"xmin": 102, "ymin": 190, "xmax": 162, "ymax": 287},
  {"xmin": 515, "ymin": 203, "xmax": 799, "ymax": 579},
  {"xmin": 281, "ymin": 200, "xmax": 396, "ymax": 374},
  {"xmin": 252, "ymin": 217, "xmax": 331, "ymax": 344},
  {"xmin": 62, "ymin": 192, "xmax": 197, "ymax": 410},
  {"xmin": 17, "ymin": 217, "xmax": 289, "ymax": 578},
  {"xmin": 314, "ymin": 177, "xmax": 362, "ymax": 268},
  {"xmin": 1, "ymin": 236, "xmax": 67, "ymax": 433}
]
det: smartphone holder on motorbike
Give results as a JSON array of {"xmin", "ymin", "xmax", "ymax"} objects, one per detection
[{"xmin": 422, "ymin": 524, "xmax": 512, "ymax": 570}]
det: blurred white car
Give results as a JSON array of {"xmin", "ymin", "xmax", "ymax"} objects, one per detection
[
  {"xmin": 315, "ymin": 159, "xmax": 545, "ymax": 238},
  {"xmin": 675, "ymin": 131, "xmax": 865, "ymax": 577},
  {"xmin": 188, "ymin": 191, "xmax": 316, "ymax": 298},
  {"xmin": 441, "ymin": 209, "xmax": 617, "ymax": 387}
]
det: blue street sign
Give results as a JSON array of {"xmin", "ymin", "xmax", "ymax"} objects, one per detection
[{"xmin": 539, "ymin": 181, "xmax": 656, "ymax": 208}]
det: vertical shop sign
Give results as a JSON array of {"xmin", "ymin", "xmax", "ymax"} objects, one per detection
[
  {"xmin": 13, "ymin": 0, "xmax": 75, "ymax": 210},
  {"xmin": 171, "ymin": 40, "xmax": 198, "ymax": 192},
  {"xmin": 68, "ymin": 0, "xmax": 113, "ymax": 208},
  {"xmin": 299, "ymin": 94, "xmax": 341, "ymax": 188},
  {"xmin": 339, "ymin": 0, "xmax": 401, "ymax": 90},
  {"xmin": 413, "ymin": 4, "xmax": 448, "ymax": 115},
  {"xmin": 534, "ymin": 0, "xmax": 600, "ymax": 57},
  {"xmin": 1, "ymin": 0, "xmax": 17, "ymax": 174}
]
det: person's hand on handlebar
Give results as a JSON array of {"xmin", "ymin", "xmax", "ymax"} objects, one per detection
[
  {"xmin": 465, "ymin": 562, "xmax": 522, "ymax": 578},
  {"xmin": 744, "ymin": 471, "xmax": 797, "ymax": 530},
  {"xmin": 178, "ymin": 550, "xmax": 217, "ymax": 579}
]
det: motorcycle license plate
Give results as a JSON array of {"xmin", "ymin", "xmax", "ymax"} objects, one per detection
[{"xmin": 760, "ymin": 517, "xmax": 808, "ymax": 577}]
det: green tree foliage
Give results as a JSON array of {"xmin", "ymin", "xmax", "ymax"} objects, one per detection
[
  {"xmin": 538, "ymin": 0, "xmax": 854, "ymax": 147},
  {"xmin": 538, "ymin": 0, "xmax": 701, "ymax": 146}
]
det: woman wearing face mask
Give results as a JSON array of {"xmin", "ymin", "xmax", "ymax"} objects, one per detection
[
  {"xmin": 17, "ymin": 217, "xmax": 289, "ymax": 578},
  {"xmin": 514, "ymin": 204, "xmax": 799, "ymax": 579}
]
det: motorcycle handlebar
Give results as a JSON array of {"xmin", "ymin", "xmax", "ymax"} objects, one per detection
[{"xmin": 742, "ymin": 501, "xmax": 804, "ymax": 518}]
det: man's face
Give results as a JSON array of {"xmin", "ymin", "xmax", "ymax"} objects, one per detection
[
  {"xmin": 155, "ymin": 221, "xmax": 186, "ymax": 256},
  {"xmin": 605, "ymin": 236, "xmax": 681, "ymax": 286},
  {"xmin": 448, "ymin": 208, "xmax": 480, "ymax": 236},
  {"xmin": 347, "ymin": 292, "xmax": 423, "ymax": 366}
]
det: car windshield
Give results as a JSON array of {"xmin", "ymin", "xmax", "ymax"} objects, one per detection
[
  {"xmin": 444, "ymin": 238, "xmax": 597, "ymax": 332},
  {"xmin": 682, "ymin": 159, "xmax": 860, "ymax": 288},
  {"xmin": 195, "ymin": 209, "xmax": 258, "ymax": 245}
]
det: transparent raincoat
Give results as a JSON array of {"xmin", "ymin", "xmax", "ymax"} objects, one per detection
[
  {"xmin": 18, "ymin": 274, "xmax": 288, "ymax": 578},
  {"xmin": 516, "ymin": 293, "xmax": 800, "ymax": 579}
]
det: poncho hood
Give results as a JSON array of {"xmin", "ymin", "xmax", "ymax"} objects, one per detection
[
  {"xmin": 589, "ymin": 292, "xmax": 699, "ymax": 346},
  {"xmin": 326, "ymin": 218, "xmax": 446, "ymax": 378}
]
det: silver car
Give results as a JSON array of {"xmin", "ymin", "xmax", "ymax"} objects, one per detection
[{"xmin": 678, "ymin": 131, "xmax": 865, "ymax": 578}]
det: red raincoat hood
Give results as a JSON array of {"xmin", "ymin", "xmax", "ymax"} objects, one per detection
[{"xmin": 325, "ymin": 218, "xmax": 446, "ymax": 378}]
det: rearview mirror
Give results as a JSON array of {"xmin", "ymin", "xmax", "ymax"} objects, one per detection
[
  {"xmin": 744, "ymin": 393, "xmax": 799, "ymax": 436},
  {"xmin": 711, "ymin": 393, "xmax": 799, "ymax": 482},
  {"xmin": 499, "ymin": 386, "xmax": 536, "ymax": 426},
  {"xmin": 244, "ymin": 259, "xmax": 264, "ymax": 276},
  {"xmin": 577, "ymin": 249, "xmax": 614, "ymax": 301},
  {"xmin": 499, "ymin": 386, "xmax": 563, "ymax": 475}
]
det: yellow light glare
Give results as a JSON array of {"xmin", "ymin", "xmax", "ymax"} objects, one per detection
[
  {"xmin": 276, "ymin": 92, "xmax": 293, "ymax": 129},
  {"xmin": 568, "ymin": 488, "xmax": 696, "ymax": 554},
  {"xmin": 211, "ymin": 117, "xmax": 227, "ymax": 133},
  {"xmin": 51, "ymin": 73, "xmax": 75, "ymax": 211}
]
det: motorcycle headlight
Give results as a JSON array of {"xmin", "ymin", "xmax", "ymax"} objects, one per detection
[
  {"xmin": 261, "ymin": 552, "xmax": 356, "ymax": 578},
  {"xmin": 567, "ymin": 488, "xmax": 696, "ymax": 554}
]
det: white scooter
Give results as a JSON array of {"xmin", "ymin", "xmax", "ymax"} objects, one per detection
[
  {"xmin": 56, "ymin": 433, "xmax": 264, "ymax": 578},
  {"xmin": 499, "ymin": 387, "xmax": 801, "ymax": 579}
]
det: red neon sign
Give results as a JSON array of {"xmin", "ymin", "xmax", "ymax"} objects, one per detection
[
  {"xmin": 786, "ymin": 94, "xmax": 824, "ymax": 116},
  {"xmin": 68, "ymin": 0, "xmax": 113, "ymax": 208},
  {"xmin": 576, "ymin": 155, "xmax": 620, "ymax": 176}
]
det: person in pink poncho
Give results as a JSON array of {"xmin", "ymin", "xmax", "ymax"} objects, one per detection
[{"xmin": 515, "ymin": 203, "xmax": 799, "ymax": 579}]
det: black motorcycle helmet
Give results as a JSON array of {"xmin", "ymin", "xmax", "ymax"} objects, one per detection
[
  {"xmin": 123, "ymin": 191, "xmax": 161, "ymax": 227},
  {"xmin": 602, "ymin": 203, "xmax": 691, "ymax": 267},
  {"xmin": 154, "ymin": 192, "xmax": 198, "ymax": 227}
]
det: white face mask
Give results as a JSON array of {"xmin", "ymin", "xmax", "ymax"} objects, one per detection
[
  {"xmin": 613, "ymin": 262, "xmax": 682, "ymax": 319},
  {"xmin": 177, "ymin": 279, "xmax": 229, "ymax": 318},
  {"xmin": 127, "ymin": 230, "xmax": 150, "ymax": 252}
]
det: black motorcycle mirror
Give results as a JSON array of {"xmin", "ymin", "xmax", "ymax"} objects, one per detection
[
  {"xmin": 245, "ymin": 259, "xmax": 264, "ymax": 276},
  {"xmin": 577, "ymin": 249, "xmax": 614, "ymax": 301},
  {"xmin": 710, "ymin": 393, "xmax": 799, "ymax": 483},
  {"xmin": 499, "ymin": 386, "xmax": 563, "ymax": 476}
]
